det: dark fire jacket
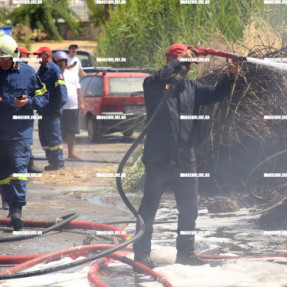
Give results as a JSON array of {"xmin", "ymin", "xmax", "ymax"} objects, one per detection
[{"xmin": 142, "ymin": 59, "xmax": 232, "ymax": 166}]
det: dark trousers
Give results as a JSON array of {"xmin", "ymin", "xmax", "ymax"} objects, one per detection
[
  {"xmin": 133, "ymin": 163, "xmax": 198, "ymax": 258},
  {"xmin": 38, "ymin": 114, "xmax": 64, "ymax": 167},
  {"xmin": 0, "ymin": 139, "xmax": 31, "ymax": 207}
]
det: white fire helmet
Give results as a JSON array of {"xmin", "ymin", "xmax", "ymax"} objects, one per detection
[{"xmin": 0, "ymin": 35, "xmax": 19, "ymax": 59}]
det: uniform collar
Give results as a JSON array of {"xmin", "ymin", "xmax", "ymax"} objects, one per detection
[
  {"xmin": 39, "ymin": 62, "xmax": 50, "ymax": 71},
  {"xmin": 9, "ymin": 61, "xmax": 21, "ymax": 73}
]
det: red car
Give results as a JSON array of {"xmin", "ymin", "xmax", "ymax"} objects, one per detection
[{"xmin": 80, "ymin": 68, "xmax": 151, "ymax": 141}]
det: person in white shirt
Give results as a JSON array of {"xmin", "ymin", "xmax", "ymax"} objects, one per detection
[
  {"xmin": 53, "ymin": 51, "xmax": 85, "ymax": 160},
  {"xmin": 66, "ymin": 44, "xmax": 87, "ymax": 80}
]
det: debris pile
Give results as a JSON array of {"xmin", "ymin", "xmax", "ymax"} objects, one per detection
[{"xmin": 194, "ymin": 46, "xmax": 287, "ymax": 198}]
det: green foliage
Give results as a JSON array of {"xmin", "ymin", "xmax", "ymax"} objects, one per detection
[
  {"xmin": 86, "ymin": 0, "xmax": 106, "ymax": 27},
  {"xmin": 121, "ymin": 153, "xmax": 145, "ymax": 193},
  {"xmin": 9, "ymin": 0, "xmax": 80, "ymax": 41},
  {"xmin": 96, "ymin": 0, "xmax": 265, "ymax": 68},
  {"xmin": 263, "ymin": 4, "xmax": 287, "ymax": 44},
  {"xmin": 0, "ymin": 9, "xmax": 10, "ymax": 26}
]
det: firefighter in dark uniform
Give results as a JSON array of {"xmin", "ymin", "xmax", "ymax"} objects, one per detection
[
  {"xmin": 133, "ymin": 44, "xmax": 239, "ymax": 268},
  {"xmin": 18, "ymin": 46, "xmax": 43, "ymax": 174},
  {"xmin": 0, "ymin": 35, "xmax": 49, "ymax": 230},
  {"xmin": 33, "ymin": 47, "xmax": 68, "ymax": 170}
]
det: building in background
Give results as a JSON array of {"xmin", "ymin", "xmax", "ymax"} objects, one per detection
[
  {"xmin": 69, "ymin": 0, "xmax": 89, "ymax": 21},
  {"xmin": 0, "ymin": 0, "xmax": 13, "ymax": 9}
]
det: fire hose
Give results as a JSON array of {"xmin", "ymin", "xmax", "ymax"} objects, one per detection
[
  {"xmin": 189, "ymin": 44, "xmax": 287, "ymax": 71},
  {"xmin": 0, "ymin": 213, "xmax": 78, "ymax": 242},
  {"xmin": 0, "ymin": 243, "xmax": 173, "ymax": 287},
  {"xmin": 0, "ymin": 216, "xmax": 130, "ymax": 242},
  {"xmin": 188, "ymin": 44, "xmax": 246, "ymax": 62},
  {"xmin": 89, "ymin": 254, "xmax": 174, "ymax": 287},
  {"xmin": 0, "ymin": 244, "xmax": 131, "ymax": 275}
]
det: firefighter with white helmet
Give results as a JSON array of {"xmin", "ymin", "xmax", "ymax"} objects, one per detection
[
  {"xmin": 0, "ymin": 34, "xmax": 19, "ymax": 59},
  {"xmin": 0, "ymin": 35, "xmax": 49, "ymax": 230}
]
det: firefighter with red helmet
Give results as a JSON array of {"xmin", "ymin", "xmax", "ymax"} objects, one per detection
[
  {"xmin": 133, "ymin": 44, "xmax": 239, "ymax": 269},
  {"xmin": 33, "ymin": 47, "xmax": 68, "ymax": 170}
]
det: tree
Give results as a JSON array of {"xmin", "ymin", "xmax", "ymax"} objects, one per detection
[
  {"xmin": 9, "ymin": 0, "xmax": 80, "ymax": 41},
  {"xmin": 0, "ymin": 8, "xmax": 10, "ymax": 26},
  {"xmin": 86, "ymin": 0, "xmax": 107, "ymax": 27}
]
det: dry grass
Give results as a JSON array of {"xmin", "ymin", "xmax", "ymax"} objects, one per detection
[
  {"xmin": 196, "ymin": 17, "xmax": 282, "ymax": 77},
  {"xmin": 29, "ymin": 165, "xmax": 117, "ymax": 187},
  {"xmin": 195, "ymin": 44, "xmax": 287, "ymax": 198}
]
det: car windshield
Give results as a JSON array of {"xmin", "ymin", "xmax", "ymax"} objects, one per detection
[
  {"xmin": 108, "ymin": 77, "xmax": 146, "ymax": 97},
  {"xmin": 76, "ymin": 53, "xmax": 93, "ymax": 68},
  {"xmin": 52, "ymin": 50, "xmax": 94, "ymax": 68}
]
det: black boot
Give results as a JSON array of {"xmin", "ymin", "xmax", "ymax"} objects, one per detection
[
  {"xmin": 133, "ymin": 254, "xmax": 155, "ymax": 272},
  {"xmin": 175, "ymin": 251, "xmax": 206, "ymax": 265},
  {"xmin": 175, "ymin": 234, "xmax": 206, "ymax": 265},
  {"xmin": 44, "ymin": 164, "xmax": 64, "ymax": 171},
  {"xmin": 9, "ymin": 204, "xmax": 23, "ymax": 231},
  {"xmin": 28, "ymin": 157, "xmax": 42, "ymax": 173}
]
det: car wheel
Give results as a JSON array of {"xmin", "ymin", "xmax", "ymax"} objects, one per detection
[
  {"xmin": 87, "ymin": 117, "xmax": 101, "ymax": 142},
  {"xmin": 123, "ymin": 128, "xmax": 134, "ymax": 138}
]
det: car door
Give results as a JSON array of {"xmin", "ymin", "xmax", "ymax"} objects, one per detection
[
  {"xmin": 83, "ymin": 75, "xmax": 104, "ymax": 117},
  {"xmin": 79, "ymin": 76, "xmax": 92, "ymax": 129}
]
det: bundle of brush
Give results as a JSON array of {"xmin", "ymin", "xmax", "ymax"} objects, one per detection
[{"xmin": 194, "ymin": 45, "xmax": 287, "ymax": 200}]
